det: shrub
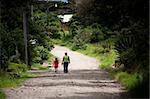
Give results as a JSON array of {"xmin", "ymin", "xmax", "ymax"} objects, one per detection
[
  {"xmin": 0, "ymin": 90, "xmax": 5, "ymax": 99},
  {"xmin": 31, "ymin": 63, "xmax": 49, "ymax": 70},
  {"xmin": 33, "ymin": 46, "xmax": 49, "ymax": 61},
  {"xmin": 115, "ymin": 72, "xmax": 143, "ymax": 90},
  {"xmin": 100, "ymin": 50, "xmax": 117, "ymax": 69},
  {"xmin": 7, "ymin": 63, "xmax": 27, "ymax": 76},
  {"xmin": 44, "ymin": 41, "xmax": 54, "ymax": 51},
  {"xmin": 93, "ymin": 47, "xmax": 104, "ymax": 54},
  {"xmin": 32, "ymin": 57, "xmax": 42, "ymax": 63}
]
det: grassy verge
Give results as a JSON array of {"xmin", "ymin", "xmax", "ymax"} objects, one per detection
[
  {"xmin": 76, "ymin": 44, "xmax": 145, "ymax": 92},
  {"xmin": 114, "ymin": 71, "xmax": 143, "ymax": 90},
  {"xmin": 77, "ymin": 44, "xmax": 117, "ymax": 70},
  {"xmin": 0, "ymin": 72, "xmax": 36, "ymax": 88},
  {"xmin": 31, "ymin": 63, "xmax": 50, "ymax": 70},
  {"xmin": 76, "ymin": 44, "xmax": 145, "ymax": 94},
  {"xmin": 0, "ymin": 90, "xmax": 6, "ymax": 99},
  {"xmin": 0, "ymin": 70, "xmax": 36, "ymax": 99}
]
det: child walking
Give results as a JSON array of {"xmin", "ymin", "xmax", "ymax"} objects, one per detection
[{"xmin": 53, "ymin": 58, "xmax": 59, "ymax": 72}]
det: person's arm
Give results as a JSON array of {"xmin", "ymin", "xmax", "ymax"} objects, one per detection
[
  {"xmin": 62, "ymin": 57, "xmax": 64, "ymax": 64},
  {"xmin": 68, "ymin": 56, "xmax": 70, "ymax": 63}
]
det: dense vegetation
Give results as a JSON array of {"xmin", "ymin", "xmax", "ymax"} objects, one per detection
[
  {"xmin": 0, "ymin": 1, "xmax": 63, "ymax": 98},
  {"xmin": 0, "ymin": 0, "xmax": 149, "ymax": 98},
  {"xmin": 55, "ymin": 0, "xmax": 149, "ymax": 98}
]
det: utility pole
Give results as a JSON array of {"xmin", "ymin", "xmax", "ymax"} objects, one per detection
[{"xmin": 23, "ymin": 11, "xmax": 28, "ymax": 66}]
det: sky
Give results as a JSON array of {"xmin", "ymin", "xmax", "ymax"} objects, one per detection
[
  {"xmin": 63, "ymin": 0, "xmax": 68, "ymax": 3},
  {"xmin": 38, "ymin": 0, "xmax": 68, "ymax": 3},
  {"xmin": 51, "ymin": 0, "xmax": 68, "ymax": 3},
  {"xmin": 58, "ymin": 14, "xmax": 73, "ymax": 23}
]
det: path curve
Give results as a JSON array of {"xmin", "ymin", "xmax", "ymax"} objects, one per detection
[
  {"xmin": 51, "ymin": 45, "xmax": 99, "ymax": 70},
  {"xmin": 4, "ymin": 45, "xmax": 129, "ymax": 99}
]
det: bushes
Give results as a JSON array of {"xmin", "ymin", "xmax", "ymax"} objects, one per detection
[
  {"xmin": 33, "ymin": 46, "xmax": 49, "ymax": 63},
  {"xmin": 0, "ymin": 72, "xmax": 34, "ymax": 88},
  {"xmin": 100, "ymin": 50, "xmax": 117, "ymax": 69},
  {"xmin": 0, "ymin": 90, "xmax": 6, "ymax": 99},
  {"xmin": 115, "ymin": 72, "xmax": 143, "ymax": 90},
  {"xmin": 32, "ymin": 46, "xmax": 54, "ymax": 66},
  {"xmin": 0, "ymin": 66, "xmax": 33, "ymax": 89},
  {"xmin": 71, "ymin": 27, "xmax": 92, "ymax": 50},
  {"xmin": 31, "ymin": 63, "xmax": 49, "ymax": 70},
  {"xmin": 32, "ymin": 57, "xmax": 42, "ymax": 63},
  {"xmin": 7, "ymin": 63, "xmax": 28, "ymax": 77}
]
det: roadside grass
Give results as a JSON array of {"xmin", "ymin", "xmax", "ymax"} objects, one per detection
[
  {"xmin": 77, "ymin": 44, "xmax": 117, "ymax": 70},
  {"xmin": 114, "ymin": 71, "xmax": 143, "ymax": 90},
  {"xmin": 0, "ymin": 71, "xmax": 36, "ymax": 99},
  {"xmin": 76, "ymin": 44, "xmax": 144, "ymax": 91},
  {"xmin": 0, "ymin": 90, "xmax": 5, "ymax": 99},
  {"xmin": 0, "ymin": 49, "xmax": 53, "ymax": 99},
  {"xmin": 31, "ymin": 63, "xmax": 50, "ymax": 70},
  {"xmin": 0, "ymin": 72, "xmax": 36, "ymax": 88},
  {"xmin": 31, "ymin": 52, "xmax": 54, "ymax": 70}
]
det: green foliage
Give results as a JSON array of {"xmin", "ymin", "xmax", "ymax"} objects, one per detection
[
  {"xmin": 0, "ymin": 72, "xmax": 34, "ymax": 88},
  {"xmin": 0, "ymin": 24, "xmax": 24, "ymax": 70},
  {"xmin": 115, "ymin": 72, "xmax": 143, "ymax": 90},
  {"xmin": 31, "ymin": 63, "xmax": 49, "ymax": 70},
  {"xmin": 33, "ymin": 11, "xmax": 62, "ymax": 39},
  {"xmin": 71, "ymin": 27, "xmax": 92, "ymax": 50},
  {"xmin": 0, "ymin": 90, "xmax": 6, "ymax": 99},
  {"xmin": 33, "ymin": 46, "xmax": 49, "ymax": 62},
  {"xmin": 69, "ymin": 20, "xmax": 81, "ymax": 37},
  {"xmin": 77, "ymin": 44, "xmax": 117, "ymax": 70},
  {"xmin": 90, "ymin": 24, "xmax": 106, "ymax": 43},
  {"xmin": 100, "ymin": 50, "xmax": 117, "ymax": 69},
  {"xmin": 114, "ymin": 22, "xmax": 148, "ymax": 71},
  {"xmin": 0, "ymin": 0, "xmax": 31, "ymax": 70},
  {"xmin": 68, "ymin": 21, "xmax": 113, "ymax": 51},
  {"xmin": 32, "ymin": 57, "xmax": 42, "ymax": 63},
  {"xmin": 7, "ymin": 63, "xmax": 28, "ymax": 77}
]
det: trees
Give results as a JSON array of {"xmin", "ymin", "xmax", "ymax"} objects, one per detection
[
  {"xmin": 0, "ymin": 0, "xmax": 61, "ymax": 69},
  {"xmin": 68, "ymin": 0, "xmax": 149, "ymax": 97},
  {"xmin": 74, "ymin": 0, "xmax": 149, "ymax": 70},
  {"xmin": 0, "ymin": 0, "xmax": 30, "ymax": 70}
]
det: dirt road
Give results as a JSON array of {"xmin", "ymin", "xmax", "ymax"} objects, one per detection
[{"xmin": 4, "ymin": 45, "xmax": 129, "ymax": 99}]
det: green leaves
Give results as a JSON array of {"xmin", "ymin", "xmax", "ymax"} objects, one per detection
[{"xmin": 33, "ymin": 46, "xmax": 49, "ymax": 63}]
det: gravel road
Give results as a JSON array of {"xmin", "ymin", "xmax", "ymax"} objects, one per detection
[{"xmin": 4, "ymin": 45, "xmax": 129, "ymax": 99}]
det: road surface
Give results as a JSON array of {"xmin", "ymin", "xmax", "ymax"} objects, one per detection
[{"xmin": 4, "ymin": 45, "xmax": 129, "ymax": 99}]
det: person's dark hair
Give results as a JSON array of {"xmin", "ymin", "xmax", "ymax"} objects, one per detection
[
  {"xmin": 55, "ymin": 58, "xmax": 58, "ymax": 62},
  {"xmin": 65, "ymin": 52, "xmax": 67, "ymax": 55}
]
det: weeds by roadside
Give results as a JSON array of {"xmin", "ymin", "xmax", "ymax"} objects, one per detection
[{"xmin": 0, "ymin": 90, "xmax": 5, "ymax": 99}]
